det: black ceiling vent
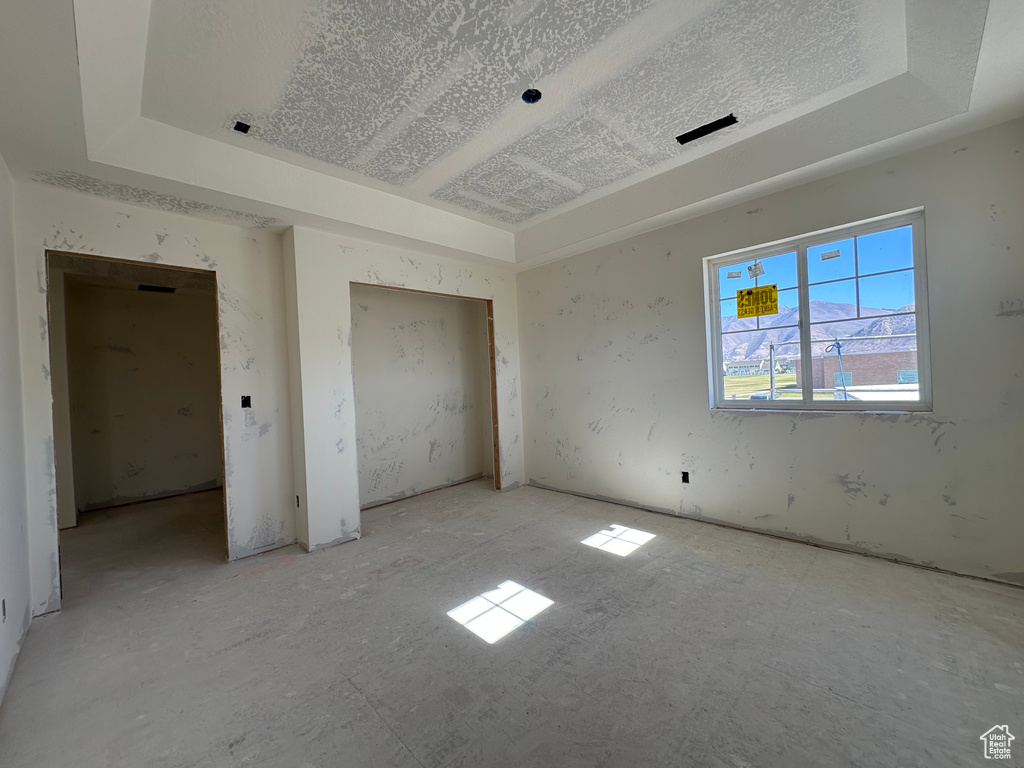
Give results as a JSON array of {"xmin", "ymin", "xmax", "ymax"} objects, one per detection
[
  {"xmin": 233, "ymin": 120, "xmax": 251, "ymax": 134},
  {"xmin": 676, "ymin": 113, "xmax": 738, "ymax": 146},
  {"xmin": 521, "ymin": 88, "xmax": 542, "ymax": 104},
  {"xmin": 138, "ymin": 284, "xmax": 176, "ymax": 293}
]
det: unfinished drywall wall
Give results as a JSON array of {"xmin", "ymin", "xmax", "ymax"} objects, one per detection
[
  {"xmin": 0, "ymin": 149, "xmax": 30, "ymax": 704},
  {"xmin": 284, "ymin": 226, "xmax": 524, "ymax": 551},
  {"xmin": 14, "ymin": 183, "xmax": 294, "ymax": 616},
  {"xmin": 64, "ymin": 279, "xmax": 222, "ymax": 512},
  {"xmin": 518, "ymin": 117, "xmax": 1024, "ymax": 584},
  {"xmin": 46, "ymin": 267, "xmax": 76, "ymax": 530},
  {"xmin": 351, "ymin": 285, "xmax": 492, "ymax": 508}
]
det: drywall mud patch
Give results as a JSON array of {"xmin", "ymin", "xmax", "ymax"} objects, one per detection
[
  {"xmin": 42, "ymin": 225, "xmax": 91, "ymax": 254},
  {"xmin": 230, "ymin": 513, "xmax": 289, "ymax": 560},
  {"xmin": 837, "ymin": 472, "xmax": 868, "ymax": 499},
  {"xmin": 996, "ymin": 299, "xmax": 1024, "ymax": 317},
  {"xmin": 306, "ymin": 529, "xmax": 360, "ymax": 553},
  {"xmin": 43, "ymin": 436, "xmax": 57, "ymax": 528},
  {"xmin": 33, "ymin": 171, "xmax": 281, "ymax": 228}
]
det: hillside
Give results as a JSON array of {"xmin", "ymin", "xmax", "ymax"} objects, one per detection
[{"xmin": 722, "ymin": 301, "xmax": 916, "ymax": 361}]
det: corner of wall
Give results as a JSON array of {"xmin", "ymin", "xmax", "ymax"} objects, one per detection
[
  {"xmin": 281, "ymin": 228, "xmax": 309, "ymax": 548},
  {"xmin": 0, "ymin": 149, "xmax": 34, "ymax": 708}
]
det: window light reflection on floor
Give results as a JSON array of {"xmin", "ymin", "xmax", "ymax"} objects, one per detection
[
  {"xmin": 581, "ymin": 524, "xmax": 656, "ymax": 556},
  {"xmin": 447, "ymin": 580, "xmax": 554, "ymax": 644}
]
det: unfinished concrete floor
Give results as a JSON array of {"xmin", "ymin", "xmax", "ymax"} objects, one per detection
[{"xmin": 0, "ymin": 482, "xmax": 1021, "ymax": 767}]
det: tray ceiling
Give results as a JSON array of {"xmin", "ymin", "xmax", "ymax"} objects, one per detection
[
  {"xmin": 143, "ymin": 0, "xmax": 904, "ymax": 226},
  {"xmin": 0, "ymin": 0, "xmax": 1019, "ymax": 266}
]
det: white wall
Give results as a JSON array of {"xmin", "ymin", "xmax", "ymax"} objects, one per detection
[
  {"xmin": 518, "ymin": 118, "xmax": 1024, "ymax": 584},
  {"xmin": 64, "ymin": 281, "xmax": 222, "ymax": 511},
  {"xmin": 0, "ymin": 150, "xmax": 30, "ymax": 705},
  {"xmin": 14, "ymin": 183, "xmax": 296, "ymax": 616},
  {"xmin": 351, "ymin": 284, "xmax": 493, "ymax": 508},
  {"xmin": 284, "ymin": 226, "xmax": 525, "ymax": 551},
  {"xmin": 46, "ymin": 268, "xmax": 76, "ymax": 529}
]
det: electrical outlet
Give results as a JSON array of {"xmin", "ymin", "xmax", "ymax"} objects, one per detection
[
  {"xmin": 296, "ymin": 495, "xmax": 300, "ymax": 508},
  {"xmin": 681, "ymin": 471, "xmax": 690, "ymax": 484},
  {"xmin": 2, "ymin": 598, "xmax": 6, "ymax": 622}
]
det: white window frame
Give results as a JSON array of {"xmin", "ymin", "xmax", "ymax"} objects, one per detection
[{"xmin": 703, "ymin": 208, "xmax": 932, "ymax": 412}]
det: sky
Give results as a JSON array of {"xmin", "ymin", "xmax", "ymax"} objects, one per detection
[{"xmin": 718, "ymin": 225, "xmax": 915, "ymax": 314}]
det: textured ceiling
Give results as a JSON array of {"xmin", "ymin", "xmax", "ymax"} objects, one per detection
[
  {"xmin": 34, "ymin": 171, "xmax": 283, "ymax": 228},
  {"xmin": 433, "ymin": 0, "xmax": 873, "ymax": 223},
  {"xmin": 2, "ymin": 0, "xmax": 1011, "ymax": 266},
  {"xmin": 247, "ymin": 0, "xmax": 654, "ymax": 186},
  {"xmin": 143, "ymin": 0, "xmax": 904, "ymax": 227}
]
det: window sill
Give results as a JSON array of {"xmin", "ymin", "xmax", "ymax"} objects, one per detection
[{"xmin": 711, "ymin": 405, "xmax": 933, "ymax": 414}]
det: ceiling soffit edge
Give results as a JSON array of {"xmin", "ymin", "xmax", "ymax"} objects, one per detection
[{"xmin": 72, "ymin": 0, "xmax": 988, "ymax": 266}]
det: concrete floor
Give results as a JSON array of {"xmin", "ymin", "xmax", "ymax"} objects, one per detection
[{"xmin": 0, "ymin": 481, "xmax": 1021, "ymax": 767}]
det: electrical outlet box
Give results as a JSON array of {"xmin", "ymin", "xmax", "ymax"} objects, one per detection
[
  {"xmin": 241, "ymin": 395, "xmax": 252, "ymax": 408},
  {"xmin": 681, "ymin": 471, "xmax": 690, "ymax": 484}
]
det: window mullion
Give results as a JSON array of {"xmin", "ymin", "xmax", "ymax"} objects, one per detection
[
  {"xmin": 796, "ymin": 243, "xmax": 813, "ymax": 405},
  {"xmin": 911, "ymin": 217, "xmax": 932, "ymax": 408},
  {"xmin": 854, "ymin": 233, "xmax": 861, "ymax": 319}
]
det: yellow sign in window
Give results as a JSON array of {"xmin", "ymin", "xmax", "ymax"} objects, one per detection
[{"xmin": 736, "ymin": 284, "xmax": 779, "ymax": 318}]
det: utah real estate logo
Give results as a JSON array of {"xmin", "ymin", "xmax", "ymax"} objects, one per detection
[{"xmin": 979, "ymin": 725, "xmax": 1014, "ymax": 760}]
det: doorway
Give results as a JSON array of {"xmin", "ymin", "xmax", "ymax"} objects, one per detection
[
  {"xmin": 349, "ymin": 283, "xmax": 501, "ymax": 509},
  {"xmin": 46, "ymin": 251, "xmax": 228, "ymax": 596}
]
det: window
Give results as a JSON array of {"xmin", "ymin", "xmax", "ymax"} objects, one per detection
[{"xmin": 703, "ymin": 209, "xmax": 930, "ymax": 410}]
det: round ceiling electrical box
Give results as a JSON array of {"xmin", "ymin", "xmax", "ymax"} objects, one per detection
[{"xmin": 521, "ymin": 88, "xmax": 542, "ymax": 104}]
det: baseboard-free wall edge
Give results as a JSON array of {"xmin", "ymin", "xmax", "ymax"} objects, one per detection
[
  {"xmin": 361, "ymin": 473, "xmax": 486, "ymax": 510},
  {"xmin": 528, "ymin": 479, "xmax": 678, "ymax": 517},
  {"xmin": 0, "ymin": 604, "xmax": 32, "ymax": 713},
  {"xmin": 526, "ymin": 480, "xmax": 1024, "ymax": 590},
  {"xmin": 73, "ymin": 481, "xmax": 223, "ymax": 518},
  {"xmin": 229, "ymin": 537, "xmax": 300, "ymax": 561}
]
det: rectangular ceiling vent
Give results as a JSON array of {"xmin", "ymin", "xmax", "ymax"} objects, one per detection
[
  {"xmin": 676, "ymin": 113, "xmax": 738, "ymax": 146},
  {"xmin": 138, "ymin": 284, "xmax": 176, "ymax": 293}
]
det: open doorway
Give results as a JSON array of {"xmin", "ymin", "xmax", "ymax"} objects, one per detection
[
  {"xmin": 349, "ymin": 283, "xmax": 501, "ymax": 509},
  {"xmin": 46, "ymin": 252, "xmax": 227, "ymax": 599}
]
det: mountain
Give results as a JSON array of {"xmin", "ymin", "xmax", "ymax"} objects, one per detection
[{"xmin": 722, "ymin": 302, "xmax": 916, "ymax": 362}]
